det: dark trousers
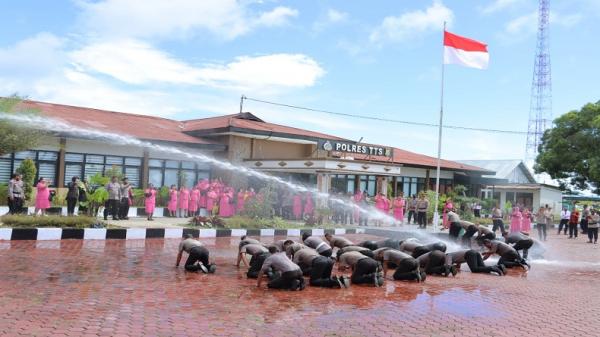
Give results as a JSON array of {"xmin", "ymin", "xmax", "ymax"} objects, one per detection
[
  {"xmin": 587, "ymin": 227, "xmax": 598, "ymax": 243},
  {"xmin": 417, "ymin": 211, "xmax": 427, "ymax": 228},
  {"xmin": 247, "ymin": 252, "xmax": 270, "ymax": 279},
  {"xmin": 185, "ymin": 246, "xmax": 210, "ymax": 272},
  {"xmin": 580, "ymin": 219, "xmax": 588, "ymax": 234},
  {"xmin": 492, "ymin": 219, "xmax": 505, "ymax": 234},
  {"xmin": 7, "ymin": 197, "xmax": 13, "ymax": 214},
  {"xmin": 568, "ymin": 223, "xmax": 578, "ymax": 238},
  {"xmin": 558, "ymin": 219, "xmax": 569, "ymax": 234},
  {"xmin": 498, "ymin": 251, "xmax": 523, "ymax": 268},
  {"xmin": 309, "ymin": 256, "xmax": 337, "ymax": 287},
  {"xmin": 537, "ymin": 223, "xmax": 547, "ymax": 241},
  {"xmin": 412, "ymin": 246, "xmax": 431, "ymax": 259},
  {"xmin": 513, "ymin": 239, "xmax": 534, "ymax": 259},
  {"xmin": 268, "ymin": 269, "xmax": 304, "ymax": 290},
  {"xmin": 119, "ymin": 198, "xmax": 130, "ymax": 219},
  {"xmin": 104, "ymin": 199, "xmax": 119, "ymax": 220},
  {"xmin": 462, "ymin": 226, "xmax": 478, "ymax": 248},
  {"xmin": 66, "ymin": 197, "xmax": 78, "ymax": 216},
  {"xmin": 319, "ymin": 248, "xmax": 333, "ymax": 258},
  {"xmin": 464, "ymin": 250, "xmax": 494, "ymax": 273},
  {"xmin": 423, "ymin": 251, "xmax": 447, "ymax": 275},
  {"xmin": 474, "ymin": 209, "xmax": 481, "ymax": 218},
  {"xmin": 392, "ymin": 258, "xmax": 419, "ymax": 281},
  {"xmin": 10, "ymin": 197, "xmax": 24, "ymax": 214},
  {"xmin": 449, "ymin": 222, "xmax": 462, "ymax": 239},
  {"xmin": 351, "ymin": 258, "xmax": 378, "ymax": 284},
  {"xmin": 407, "ymin": 210, "xmax": 416, "ymax": 224}
]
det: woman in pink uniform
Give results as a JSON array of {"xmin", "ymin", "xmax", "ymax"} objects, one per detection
[
  {"xmin": 303, "ymin": 193, "xmax": 314, "ymax": 218},
  {"xmin": 189, "ymin": 186, "xmax": 199, "ymax": 217},
  {"xmin": 235, "ymin": 189, "xmax": 245, "ymax": 214},
  {"xmin": 292, "ymin": 193, "xmax": 303, "ymax": 220},
  {"xmin": 207, "ymin": 189, "xmax": 218, "ymax": 216},
  {"xmin": 442, "ymin": 198, "xmax": 454, "ymax": 230},
  {"xmin": 167, "ymin": 185, "xmax": 178, "ymax": 217},
  {"xmin": 218, "ymin": 188, "xmax": 234, "ymax": 217},
  {"xmin": 197, "ymin": 179, "xmax": 209, "ymax": 216},
  {"xmin": 178, "ymin": 186, "xmax": 190, "ymax": 218},
  {"xmin": 393, "ymin": 193, "xmax": 405, "ymax": 223},
  {"xmin": 510, "ymin": 206, "xmax": 523, "ymax": 233},
  {"xmin": 521, "ymin": 207, "xmax": 532, "ymax": 233},
  {"xmin": 353, "ymin": 191, "xmax": 362, "ymax": 224},
  {"xmin": 34, "ymin": 177, "xmax": 51, "ymax": 216},
  {"xmin": 374, "ymin": 193, "xmax": 386, "ymax": 226},
  {"xmin": 144, "ymin": 184, "xmax": 156, "ymax": 221}
]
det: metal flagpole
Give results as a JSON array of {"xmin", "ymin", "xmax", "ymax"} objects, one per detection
[{"xmin": 432, "ymin": 21, "xmax": 447, "ymax": 233}]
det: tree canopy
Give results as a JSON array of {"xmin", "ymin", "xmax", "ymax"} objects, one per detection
[
  {"xmin": 0, "ymin": 95, "xmax": 43, "ymax": 156},
  {"xmin": 535, "ymin": 101, "xmax": 600, "ymax": 193}
]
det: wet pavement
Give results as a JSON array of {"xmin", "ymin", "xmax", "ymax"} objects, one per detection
[{"xmin": 1, "ymin": 233, "xmax": 599, "ymax": 337}]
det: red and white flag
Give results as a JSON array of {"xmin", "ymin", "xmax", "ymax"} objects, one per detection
[{"xmin": 443, "ymin": 31, "xmax": 489, "ymax": 70}]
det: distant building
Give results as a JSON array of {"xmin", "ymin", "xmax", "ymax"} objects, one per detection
[{"xmin": 458, "ymin": 159, "xmax": 562, "ymax": 212}]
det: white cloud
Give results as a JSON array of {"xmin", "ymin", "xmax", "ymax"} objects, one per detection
[
  {"xmin": 70, "ymin": 39, "xmax": 325, "ymax": 90},
  {"xmin": 77, "ymin": 0, "xmax": 298, "ymax": 40},
  {"xmin": 0, "ymin": 32, "xmax": 65, "ymax": 78},
  {"xmin": 503, "ymin": 11, "xmax": 583, "ymax": 38},
  {"xmin": 369, "ymin": 1, "xmax": 454, "ymax": 44},
  {"xmin": 481, "ymin": 0, "xmax": 523, "ymax": 14},
  {"xmin": 327, "ymin": 9, "xmax": 349, "ymax": 23}
]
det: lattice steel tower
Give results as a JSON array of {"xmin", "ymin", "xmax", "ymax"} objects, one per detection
[{"xmin": 525, "ymin": 0, "xmax": 552, "ymax": 162}]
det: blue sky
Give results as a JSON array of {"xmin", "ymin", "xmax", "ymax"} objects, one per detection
[{"xmin": 0, "ymin": 0, "xmax": 598, "ymax": 161}]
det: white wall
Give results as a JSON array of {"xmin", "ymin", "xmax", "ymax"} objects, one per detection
[{"xmin": 540, "ymin": 187, "xmax": 562, "ymax": 214}]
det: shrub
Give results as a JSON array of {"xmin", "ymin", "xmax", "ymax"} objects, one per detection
[
  {"xmin": 0, "ymin": 184, "xmax": 7, "ymax": 206},
  {"xmin": 242, "ymin": 183, "xmax": 278, "ymax": 219},
  {"xmin": 16, "ymin": 158, "xmax": 36, "ymax": 202},
  {"xmin": 188, "ymin": 215, "xmax": 225, "ymax": 228},
  {"xmin": 0, "ymin": 215, "xmax": 106, "ymax": 228},
  {"xmin": 132, "ymin": 188, "xmax": 145, "ymax": 207},
  {"xmin": 158, "ymin": 186, "xmax": 170, "ymax": 207}
]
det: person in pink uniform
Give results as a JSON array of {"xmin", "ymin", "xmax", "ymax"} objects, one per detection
[
  {"xmin": 179, "ymin": 186, "xmax": 190, "ymax": 218},
  {"xmin": 207, "ymin": 189, "xmax": 218, "ymax": 216},
  {"xmin": 393, "ymin": 194, "xmax": 405, "ymax": 224},
  {"xmin": 442, "ymin": 199, "xmax": 454, "ymax": 230},
  {"xmin": 292, "ymin": 193, "xmax": 303, "ymax": 220},
  {"xmin": 34, "ymin": 177, "xmax": 51, "ymax": 216},
  {"xmin": 374, "ymin": 193, "xmax": 386, "ymax": 226},
  {"xmin": 189, "ymin": 186, "xmax": 200, "ymax": 217},
  {"xmin": 144, "ymin": 183, "xmax": 156, "ymax": 221},
  {"xmin": 353, "ymin": 191, "xmax": 362, "ymax": 224},
  {"xmin": 167, "ymin": 185, "xmax": 178, "ymax": 217},
  {"xmin": 510, "ymin": 206, "xmax": 523, "ymax": 233},
  {"xmin": 303, "ymin": 193, "xmax": 314, "ymax": 218},
  {"xmin": 236, "ymin": 188, "xmax": 246, "ymax": 214},
  {"xmin": 197, "ymin": 179, "xmax": 209, "ymax": 216},
  {"xmin": 521, "ymin": 208, "xmax": 532, "ymax": 233},
  {"xmin": 219, "ymin": 188, "xmax": 235, "ymax": 217}
]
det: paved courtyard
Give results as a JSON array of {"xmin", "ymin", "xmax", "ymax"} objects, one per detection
[{"xmin": 1, "ymin": 232, "xmax": 599, "ymax": 337}]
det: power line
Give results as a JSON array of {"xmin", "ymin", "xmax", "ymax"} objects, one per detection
[{"xmin": 243, "ymin": 96, "xmax": 528, "ymax": 135}]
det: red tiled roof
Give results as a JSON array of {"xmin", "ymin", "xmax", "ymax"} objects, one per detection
[
  {"xmin": 19, "ymin": 100, "xmax": 218, "ymax": 146},
  {"xmin": 182, "ymin": 113, "xmax": 346, "ymax": 141}
]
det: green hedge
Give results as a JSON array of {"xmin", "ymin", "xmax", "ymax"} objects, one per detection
[
  {"xmin": 0, "ymin": 215, "xmax": 106, "ymax": 228},
  {"xmin": 222, "ymin": 216, "xmax": 344, "ymax": 229}
]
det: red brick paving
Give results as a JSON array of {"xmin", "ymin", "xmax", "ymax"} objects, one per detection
[{"xmin": 0, "ymin": 233, "xmax": 599, "ymax": 337}]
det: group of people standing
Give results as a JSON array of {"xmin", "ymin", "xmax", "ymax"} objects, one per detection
[{"xmin": 558, "ymin": 205, "xmax": 598, "ymax": 244}]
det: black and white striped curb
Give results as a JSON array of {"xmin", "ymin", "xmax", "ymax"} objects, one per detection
[{"xmin": 0, "ymin": 227, "xmax": 366, "ymax": 241}]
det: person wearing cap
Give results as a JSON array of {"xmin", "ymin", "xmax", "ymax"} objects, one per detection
[
  {"xmin": 373, "ymin": 247, "xmax": 425, "ymax": 282},
  {"xmin": 293, "ymin": 248, "xmax": 349, "ymax": 288},
  {"xmin": 482, "ymin": 239, "xmax": 529, "ymax": 270},
  {"xmin": 237, "ymin": 238, "xmax": 268, "ymax": 268},
  {"xmin": 447, "ymin": 209, "xmax": 462, "ymax": 240},
  {"xmin": 475, "ymin": 225, "xmax": 496, "ymax": 245},
  {"xmin": 461, "ymin": 221, "xmax": 479, "ymax": 248},
  {"xmin": 283, "ymin": 240, "xmax": 307, "ymax": 259},
  {"xmin": 324, "ymin": 233, "xmax": 354, "ymax": 249},
  {"xmin": 175, "ymin": 234, "xmax": 216, "ymax": 273},
  {"xmin": 338, "ymin": 251, "xmax": 383, "ymax": 287},
  {"xmin": 118, "ymin": 177, "xmax": 132, "ymax": 220},
  {"xmin": 237, "ymin": 241, "xmax": 271, "ymax": 279},
  {"xmin": 256, "ymin": 246, "xmax": 305, "ymax": 291},
  {"xmin": 302, "ymin": 233, "xmax": 333, "ymax": 257}
]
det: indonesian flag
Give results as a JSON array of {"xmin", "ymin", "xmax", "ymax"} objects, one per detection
[{"xmin": 443, "ymin": 31, "xmax": 489, "ymax": 70}]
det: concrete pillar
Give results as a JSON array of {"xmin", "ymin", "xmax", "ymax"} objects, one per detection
[
  {"xmin": 141, "ymin": 149, "xmax": 149, "ymax": 189},
  {"xmin": 57, "ymin": 138, "xmax": 66, "ymax": 187}
]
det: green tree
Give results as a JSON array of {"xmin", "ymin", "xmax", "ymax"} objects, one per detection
[
  {"xmin": 16, "ymin": 158, "xmax": 37, "ymax": 201},
  {"xmin": 0, "ymin": 95, "xmax": 43, "ymax": 156},
  {"xmin": 535, "ymin": 101, "xmax": 600, "ymax": 193}
]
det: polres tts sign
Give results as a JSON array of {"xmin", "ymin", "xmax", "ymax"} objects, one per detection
[{"xmin": 321, "ymin": 140, "xmax": 392, "ymax": 157}]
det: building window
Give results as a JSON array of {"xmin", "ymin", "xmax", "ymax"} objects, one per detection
[
  {"xmin": 0, "ymin": 150, "xmax": 59, "ymax": 186},
  {"xmin": 358, "ymin": 175, "xmax": 377, "ymax": 196},
  {"xmin": 147, "ymin": 159, "xmax": 210, "ymax": 188},
  {"xmin": 331, "ymin": 174, "xmax": 356, "ymax": 194},
  {"xmin": 64, "ymin": 153, "xmax": 142, "ymax": 187},
  {"xmin": 428, "ymin": 178, "xmax": 453, "ymax": 195}
]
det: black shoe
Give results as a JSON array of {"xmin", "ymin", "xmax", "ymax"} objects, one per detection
[
  {"xmin": 498, "ymin": 264, "xmax": 507, "ymax": 275},
  {"xmin": 420, "ymin": 271, "xmax": 427, "ymax": 282},
  {"xmin": 334, "ymin": 276, "xmax": 344, "ymax": 288},
  {"xmin": 198, "ymin": 262, "xmax": 208, "ymax": 274},
  {"xmin": 341, "ymin": 276, "xmax": 350, "ymax": 288},
  {"xmin": 377, "ymin": 277, "xmax": 385, "ymax": 287},
  {"xmin": 491, "ymin": 266, "xmax": 503, "ymax": 276},
  {"xmin": 373, "ymin": 273, "xmax": 380, "ymax": 287},
  {"xmin": 208, "ymin": 264, "xmax": 217, "ymax": 274},
  {"xmin": 290, "ymin": 279, "xmax": 301, "ymax": 291},
  {"xmin": 450, "ymin": 265, "xmax": 458, "ymax": 277}
]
